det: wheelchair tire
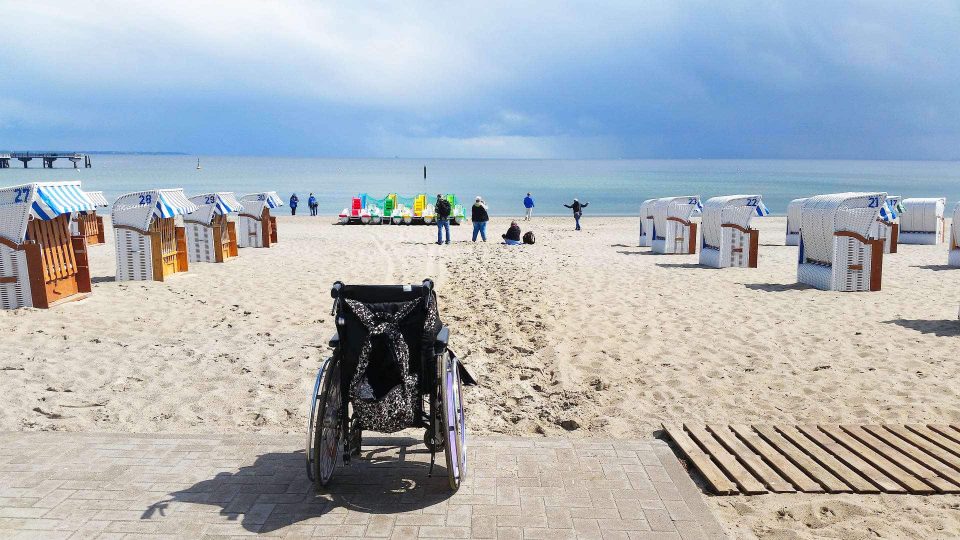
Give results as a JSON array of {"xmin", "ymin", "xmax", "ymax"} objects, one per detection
[
  {"xmin": 441, "ymin": 353, "xmax": 468, "ymax": 490},
  {"xmin": 305, "ymin": 358, "xmax": 329, "ymax": 481},
  {"xmin": 313, "ymin": 359, "xmax": 343, "ymax": 487}
]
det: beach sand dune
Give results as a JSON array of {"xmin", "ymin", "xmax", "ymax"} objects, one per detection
[{"xmin": 1, "ymin": 215, "xmax": 957, "ymax": 538}]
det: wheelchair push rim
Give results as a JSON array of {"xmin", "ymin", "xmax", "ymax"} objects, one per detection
[
  {"xmin": 314, "ymin": 360, "xmax": 343, "ymax": 487},
  {"xmin": 442, "ymin": 353, "xmax": 467, "ymax": 490},
  {"xmin": 305, "ymin": 358, "xmax": 329, "ymax": 481}
]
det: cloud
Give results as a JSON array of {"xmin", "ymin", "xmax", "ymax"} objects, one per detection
[{"xmin": 0, "ymin": 1, "xmax": 957, "ymax": 158}]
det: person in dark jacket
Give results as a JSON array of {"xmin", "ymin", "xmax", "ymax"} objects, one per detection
[
  {"xmin": 308, "ymin": 193, "xmax": 318, "ymax": 216},
  {"xmin": 435, "ymin": 194, "xmax": 452, "ymax": 245},
  {"xmin": 564, "ymin": 198, "xmax": 588, "ymax": 230},
  {"xmin": 289, "ymin": 193, "xmax": 299, "ymax": 215},
  {"xmin": 523, "ymin": 192, "xmax": 534, "ymax": 220},
  {"xmin": 502, "ymin": 220, "xmax": 522, "ymax": 245},
  {"xmin": 471, "ymin": 196, "xmax": 489, "ymax": 242}
]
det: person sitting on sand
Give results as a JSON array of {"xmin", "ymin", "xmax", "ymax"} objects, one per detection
[
  {"xmin": 471, "ymin": 196, "xmax": 489, "ymax": 242},
  {"xmin": 563, "ymin": 198, "xmax": 588, "ymax": 231},
  {"xmin": 502, "ymin": 221, "xmax": 522, "ymax": 245},
  {"xmin": 289, "ymin": 193, "xmax": 299, "ymax": 216}
]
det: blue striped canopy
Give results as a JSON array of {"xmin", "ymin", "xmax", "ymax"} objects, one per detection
[
  {"xmin": 264, "ymin": 192, "xmax": 283, "ymax": 209},
  {"xmin": 30, "ymin": 182, "xmax": 96, "ymax": 220},
  {"xmin": 755, "ymin": 200, "xmax": 771, "ymax": 216},
  {"xmin": 155, "ymin": 190, "xmax": 198, "ymax": 218}
]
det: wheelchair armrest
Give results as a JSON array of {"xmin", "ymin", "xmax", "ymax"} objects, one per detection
[
  {"xmin": 435, "ymin": 326, "xmax": 450, "ymax": 348},
  {"xmin": 329, "ymin": 332, "xmax": 340, "ymax": 348}
]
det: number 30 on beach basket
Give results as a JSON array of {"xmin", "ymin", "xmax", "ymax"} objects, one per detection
[
  {"xmin": 238, "ymin": 191, "xmax": 282, "ymax": 248},
  {"xmin": 184, "ymin": 192, "xmax": 243, "ymax": 263},
  {"xmin": 0, "ymin": 181, "xmax": 97, "ymax": 309},
  {"xmin": 112, "ymin": 189, "xmax": 199, "ymax": 282}
]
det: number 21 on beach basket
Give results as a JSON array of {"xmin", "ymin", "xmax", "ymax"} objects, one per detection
[
  {"xmin": 112, "ymin": 189, "xmax": 199, "ymax": 282},
  {"xmin": 797, "ymin": 192, "xmax": 886, "ymax": 292},
  {"xmin": 71, "ymin": 190, "xmax": 109, "ymax": 246},
  {"xmin": 0, "ymin": 181, "xmax": 97, "ymax": 309},
  {"xmin": 184, "ymin": 192, "xmax": 243, "ymax": 263},
  {"xmin": 238, "ymin": 191, "xmax": 282, "ymax": 248}
]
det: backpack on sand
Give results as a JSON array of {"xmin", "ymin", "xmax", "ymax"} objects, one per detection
[{"xmin": 522, "ymin": 231, "xmax": 536, "ymax": 245}]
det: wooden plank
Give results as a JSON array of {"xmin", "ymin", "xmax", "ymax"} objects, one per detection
[
  {"xmin": 905, "ymin": 425, "xmax": 960, "ymax": 460},
  {"xmin": 885, "ymin": 425, "xmax": 960, "ymax": 473},
  {"xmin": 819, "ymin": 425, "xmax": 934, "ymax": 494},
  {"xmin": 865, "ymin": 426, "xmax": 960, "ymax": 491},
  {"xmin": 661, "ymin": 424, "xmax": 738, "ymax": 495},
  {"xmin": 776, "ymin": 425, "xmax": 876, "ymax": 493},
  {"xmin": 797, "ymin": 425, "xmax": 904, "ymax": 493},
  {"xmin": 728, "ymin": 424, "xmax": 822, "ymax": 492},
  {"xmin": 707, "ymin": 425, "xmax": 795, "ymax": 493},
  {"xmin": 841, "ymin": 425, "xmax": 956, "ymax": 493},
  {"xmin": 929, "ymin": 425, "xmax": 960, "ymax": 446},
  {"xmin": 684, "ymin": 424, "xmax": 766, "ymax": 494},
  {"xmin": 754, "ymin": 425, "xmax": 850, "ymax": 493},
  {"xmin": 60, "ymin": 217, "xmax": 77, "ymax": 274}
]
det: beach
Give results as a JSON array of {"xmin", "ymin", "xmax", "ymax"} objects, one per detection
[{"xmin": 1, "ymin": 215, "xmax": 958, "ymax": 538}]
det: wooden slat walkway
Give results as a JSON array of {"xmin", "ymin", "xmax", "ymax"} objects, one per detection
[{"xmin": 662, "ymin": 423, "xmax": 960, "ymax": 495}]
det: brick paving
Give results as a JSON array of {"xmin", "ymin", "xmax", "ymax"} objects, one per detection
[{"xmin": 0, "ymin": 432, "xmax": 726, "ymax": 539}]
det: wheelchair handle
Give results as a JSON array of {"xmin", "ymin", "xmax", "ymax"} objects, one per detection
[
  {"xmin": 330, "ymin": 281, "xmax": 344, "ymax": 299},
  {"xmin": 422, "ymin": 278, "xmax": 434, "ymax": 290}
]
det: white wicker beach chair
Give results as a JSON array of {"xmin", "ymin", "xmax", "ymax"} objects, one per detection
[
  {"xmin": 651, "ymin": 196, "xmax": 701, "ymax": 254},
  {"xmin": 238, "ymin": 192, "xmax": 282, "ymax": 248},
  {"xmin": 0, "ymin": 181, "xmax": 96, "ymax": 309},
  {"xmin": 898, "ymin": 197, "xmax": 945, "ymax": 245},
  {"xmin": 699, "ymin": 195, "xmax": 769, "ymax": 268},
  {"xmin": 785, "ymin": 198, "xmax": 807, "ymax": 246},
  {"xmin": 70, "ymin": 190, "xmax": 109, "ymax": 245},
  {"xmin": 872, "ymin": 195, "xmax": 902, "ymax": 254},
  {"xmin": 948, "ymin": 203, "xmax": 960, "ymax": 267},
  {"xmin": 112, "ymin": 189, "xmax": 199, "ymax": 282},
  {"xmin": 797, "ymin": 192, "xmax": 886, "ymax": 292},
  {"xmin": 184, "ymin": 193, "xmax": 243, "ymax": 263},
  {"xmin": 638, "ymin": 199, "xmax": 656, "ymax": 247}
]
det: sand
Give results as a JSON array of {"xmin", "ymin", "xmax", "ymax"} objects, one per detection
[{"xmin": 1, "ymin": 214, "xmax": 958, "ymax": 538}]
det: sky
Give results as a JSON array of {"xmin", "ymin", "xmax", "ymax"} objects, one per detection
[{"xmin": 0, "ymin": 1, "xmax": 958, "ymax": 159}]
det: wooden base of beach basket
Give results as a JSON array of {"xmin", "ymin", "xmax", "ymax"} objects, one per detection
[{"xmin": 0, "ymin": 214, "xmax": 92, "ymax": 309}]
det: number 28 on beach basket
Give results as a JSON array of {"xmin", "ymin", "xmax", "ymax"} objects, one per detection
[
  {"xmin": 0, "ymin": 181, "xmax": 97, "ymax": 309},
  {"xmin": 184, "ymin": 192, "xmax": 243, "ymax": 263},
  {"xmin": 70, "ymin": 190, "xmax": 109, "ymax": 246},
  {"xmin": 238, "ymin": 191, "xmax": 282, "ymax": 248},
  {"xmin": 112, "ymin": 189, "xmax": 199, "ymax": 282}
]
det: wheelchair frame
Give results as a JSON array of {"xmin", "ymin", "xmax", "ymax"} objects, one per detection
[{"xmin": 305, "ymin": 280, "xmax": 469, "ymax": 491}]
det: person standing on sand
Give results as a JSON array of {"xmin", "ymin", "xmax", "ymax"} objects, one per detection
[
  {"xmin": 523, "ymin": 193, "xmax": 535, "ymax": 220},
  {"xmin": 435, "ymin": 193, "xmax": 452, "ymax": 245},
  {"xmin": 289, "ymin": 193, "xmax": 299, "ymax": 215},
  {"xmin": 471, "ymin": 196, "xmax": 489, "ymax": 242},
  {"xmin": 308, "ymin": 193, "xmax": 318, "ymax": 216},
  {"xmin": 564, "ymin": 198, "xmax": 588, "ymax": 230}
]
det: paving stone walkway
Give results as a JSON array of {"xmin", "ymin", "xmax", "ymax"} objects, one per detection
[{"xmin": 0, "ymin": 432, "xmax": 726, "ymax": 539}]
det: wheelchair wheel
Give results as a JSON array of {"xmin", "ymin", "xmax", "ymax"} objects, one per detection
[
  {"xmin": 313, "ymin": 359, "xmax": 343, "ymax": 487},
  {"xmin": 305, "ymin": 358, "xmax": 329, "ymax": 481},
  {"xmin": 441, "ymin": 353, "xmax": 467, "ymax": 490}
]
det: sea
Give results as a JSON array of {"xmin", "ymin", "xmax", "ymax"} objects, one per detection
[{"xmin": 4, "ymin": 155, "xmax": 960, "ymax": 216}]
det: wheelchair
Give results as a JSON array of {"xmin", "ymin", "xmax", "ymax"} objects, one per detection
[{"xmin": 306, "ymin": 280, "xmax": 477, "ymax": 490}]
